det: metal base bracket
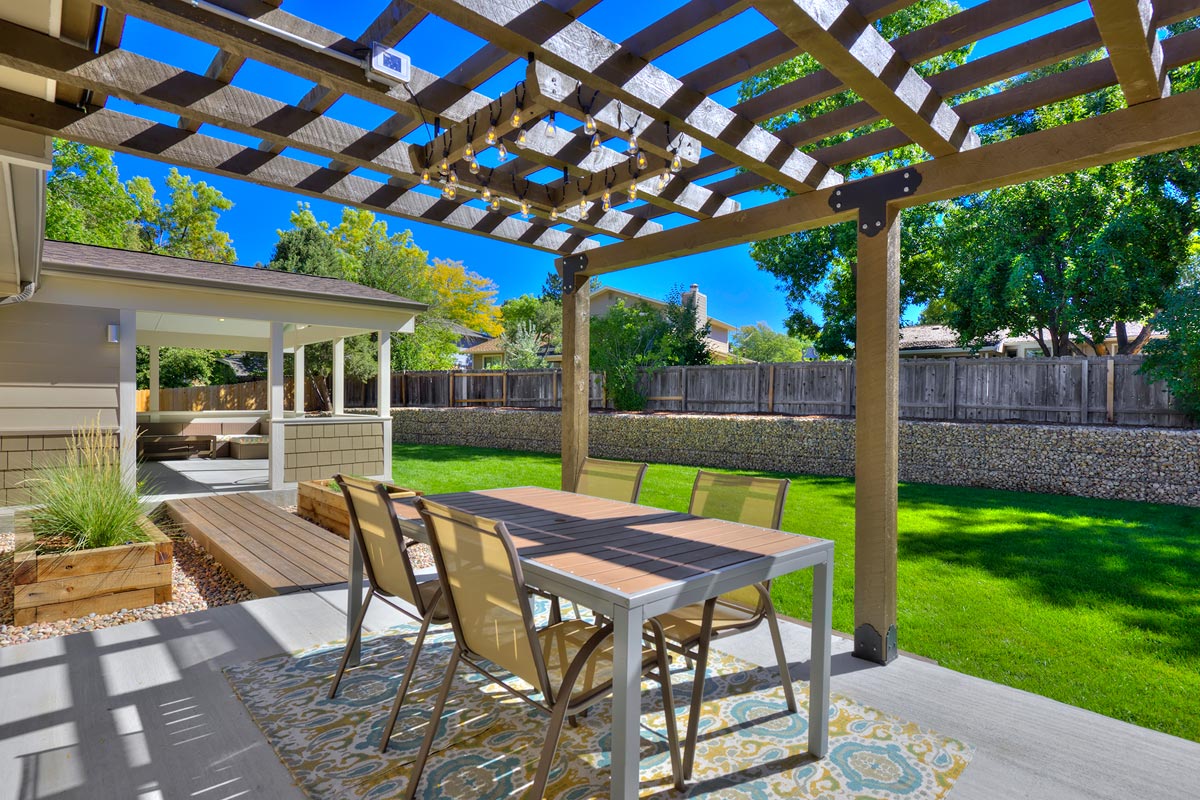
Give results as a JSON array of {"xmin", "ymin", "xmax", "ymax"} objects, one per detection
[{"xmin": 853, "ymin": 622, "xmax": 898, "ymax": 664}]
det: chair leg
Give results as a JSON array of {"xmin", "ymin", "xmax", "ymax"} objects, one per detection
[
  {"xmin": 328, "ymin": 589, "xmax": 374, "ymax": 699},
  {"xmin": 682, "ymin": 598, "xmax": 717, "ymax": 782},
  {"xmin": 764, "ymin": 597, "xmax": 798, "ymax": 714},
  {"xmin": 402, "ymin": 646, "xmax": 461, "ymax": 800},
  {"xmin": 649, "ymin": 620, "xmax": 684, "ymax": 792},
  {"xmin": 528, "ymin": 689, "xmax": 574, "ymax": 799},
  {"xmin": 379, "ymin": 607, "xmax": 437, "ymax": 753}
]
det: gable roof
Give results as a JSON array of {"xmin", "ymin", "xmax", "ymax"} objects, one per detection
[
  {"xmin": 591, "ymin": 285, "xmax": 736, "ymax": 331},
  {"xmin": 41, "ymin": 240, "xmax": 426, "ymax": 312}
]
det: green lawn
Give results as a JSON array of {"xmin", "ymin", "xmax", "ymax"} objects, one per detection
[{"xmin": 392, "ymin": 443, "xmax": 1200, "ymax": 743}]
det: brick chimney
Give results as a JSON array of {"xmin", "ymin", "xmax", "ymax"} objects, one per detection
[{"xmin": 680, "ymin": 283, "xmax": 708, "ymax": 330}]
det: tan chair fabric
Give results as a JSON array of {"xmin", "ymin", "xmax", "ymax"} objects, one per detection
[
  {"xmin": 576, "ymin": 457, "xmax": 648, "ymax": 504},
  {"xmin": 340, "ymin": 476, "xmax": 420, "ymax": 606},
  {"xmin": 538, "ymin": 619, "xmax": 657, "ymax": 706}
]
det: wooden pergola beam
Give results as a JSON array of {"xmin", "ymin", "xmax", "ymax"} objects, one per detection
[
  {"xmin": 576, "ymin": 84, "xmax": 1200, "ymax": 274},
  {"xmin": 1089, "ymin": 0, "xmax": 1171, "ymax": 104},
  {"xmin": 411, "ymin": 0, "xmax": 843, "ymax": 193},
  {"xmin": 0, "ymin": 88, "xmax": 596, "ymax": 255},
  {"xmin": 753, "ymin": 0, "xmax": 979, "ymax": 157}
]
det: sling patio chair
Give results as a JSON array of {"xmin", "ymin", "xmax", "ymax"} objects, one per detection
[
  {"xmin": 651, "ymin": 469, "xmax": 796, "ymax": 781},
  {"xmin": 330, "ymin": 475, "xmax": 449, "ymax": 754},
  {"xmin": 575, "ymin": 456, "xmax": 649, "ymax": 503},
  {"xmin": 404, "ymin": 497, "xmax": 684, "ymax": 799}
]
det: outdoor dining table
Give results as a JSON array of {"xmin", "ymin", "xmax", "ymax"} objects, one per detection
[{"xmin": 344, "ymin": 485, "xmax": 834, "ymax": 800}]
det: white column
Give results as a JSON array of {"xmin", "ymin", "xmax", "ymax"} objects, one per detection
[
  {"xmin": 148, "ymin": 346, "xmax": 160, "ymax": 414},
  {"xmin": 268, "ymin": 322, "xmax": 286, "ymax": 490},
  {"xmin": 332, "ymin": 336, "xmax": 345, "ymax": 416},
  {"xmin": 118, "ymin": 309, "xmax": 137, "ymax": 491},
  {"xmin": 377, "ymin": 331, "xmax": 392, "ymax": 480},
  {"xmin": 293, "ymin": 344, "xmax": 305, "ymax": 415}
]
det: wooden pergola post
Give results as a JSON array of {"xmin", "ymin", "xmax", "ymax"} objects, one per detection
[
  {"xmin": 854, "ymin": 205, "xmax": 901, "ymax": 664},
  {"xmin": 148, "ymin": 345, "xmax": 160, "ymax": 414},
  {"xmin": 559, "ymin": 261, "xmax": 590, "ymax": 492},
  {"xmin": 332, "ymin": 336, "xmax": 345, "ymax": 416},
  {"xmin": 293, "ymin": 344, "xmax": 305, "ymax": 415}
]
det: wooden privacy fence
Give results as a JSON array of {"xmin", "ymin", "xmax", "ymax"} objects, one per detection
[{"xmin": 136, "ymin": 357, "xmax": 1190, "ymax": 427}]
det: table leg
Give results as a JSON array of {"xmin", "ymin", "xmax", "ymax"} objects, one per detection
[
  {"xmin": 346, "ymin": 533, "xmax": 364, "ymax": 668},
  {"xmin": 610, "ymin": 605, "xmax": 644, "ymax": 800},
  {"xmin": 809, "ymin": 557, "xmax": 833, "ymax": 757}
]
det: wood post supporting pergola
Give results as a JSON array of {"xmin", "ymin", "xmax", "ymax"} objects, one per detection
[
  {"xmin": 332, "ymin": 336, "xmax": 345, "ymax": 416},
  {"xmin": 267, "ymin": 321, "xmax": 285, "ymax": 490},
  {"xmin": 293, "ymin": 344, "xmax": 305, "ymax": 415},
  {"xmin": 853, "ymin": 206, "xmax": 901, "ymax": 664},
  {"xmin": 148, "ymin": 345, "xmax": 160, "ymax": 413},
  {"xmin": 560, "ymin": 271, "xmax": 590, "ymax": 492}
]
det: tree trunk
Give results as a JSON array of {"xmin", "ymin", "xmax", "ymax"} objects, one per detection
[{"xmin": 1118, "ymin": 321, "xmax": 1155, "ymax": 354}]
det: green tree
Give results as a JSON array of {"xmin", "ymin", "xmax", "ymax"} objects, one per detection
[
  {"xmin": 501, "ymin": 293, "xmax": 562, "ymax": 349},
  {"xmin": 135, "ymin": 347, "xmax": 220, "ymax": 389},
  {"xmin": 590, "ymin": 301, "xmax": 669, "ymax": 411},
  {"xmin": 126, "ymin": 169, "xmax": 236, "ymax": 263},
  {"xmin": 1142, "ymin": 274, "xmax": 1200, "ymax": 419},
  {"xmin": 501, "ymin": 321, "xmax": 549, "ymax": 369},
  {"xmin": 731, "ymin": 323, "xmax": 813, "ymax": 362},
  {"xmin": 44, "ymin": 140, "xmax": 139, "ymax": 248},
  {"xmin": 739, "ymin": 1, "xmax": 968, "ymax": 355},
  {"xmin": 391, "ymin": 322, "xmax": 461, "ymax": 371},
  {"xmin": 659, "ymin": 286, "xmax": 712, "ymax": 366}
]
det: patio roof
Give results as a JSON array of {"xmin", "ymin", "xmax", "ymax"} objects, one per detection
[{"xmin": 1, "ymin": 0, "xmax": 1199, "ymax": 673}]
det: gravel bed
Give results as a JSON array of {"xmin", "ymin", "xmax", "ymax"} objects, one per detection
[{"xmin": 0, "ymin": 519, "xmax": 254, "ymax": 648}]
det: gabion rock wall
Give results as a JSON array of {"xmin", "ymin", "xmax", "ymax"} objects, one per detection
[{"xmin": 391, "ymin": 408, "xmax": 1200, "ymax": 507}]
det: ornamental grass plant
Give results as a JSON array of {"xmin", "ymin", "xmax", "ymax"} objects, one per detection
[{"xmin": 24, "ymin": 419, "xmax": 149, "ymax": 552}]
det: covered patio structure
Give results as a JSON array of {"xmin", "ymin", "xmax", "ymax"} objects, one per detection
[{"xmin": 2, "ymin": 0, "xmax": 1200, "ymax": 797}]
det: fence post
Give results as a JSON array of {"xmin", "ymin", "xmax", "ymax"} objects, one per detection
[
  {"xmin": 1079, "ymin": 358, "xmax": 1089, "ymax": 424},
  {"xmin": 448, "ymin": 372, "xmax": 454, "ymax": 407},
  {"xmin": 946, "ymin": 359, "xmax": 957, "ymax": 420},
  {"xmin": 1106, "ymin": 357, "xmax": 1115, "ymax": 424},
  {"xmin": 681, "ymin": 366, "xmax": 689, "ymax": 412},
  {"xmin": 845, "ymin": 362, "xmax": 855, "ymax": 417},
  {"xmin": 768, "ymin": 364, "xmax": 775, "ymax": 414}
]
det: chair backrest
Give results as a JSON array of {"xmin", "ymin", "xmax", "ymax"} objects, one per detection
[
  {"xmin": 416, "ymin": 498, "xmax": 550, "ymax": 696},
  {"xmin": 335, "ymin": 474, "xmax": 423, "ymax": 611},
  {"xmin": 689, "ymin": 470, "xmax": 790, "ymax": 611},
  {"xmin": 576, "ymin": 457, "xmax": 648, "ymax": 504}
]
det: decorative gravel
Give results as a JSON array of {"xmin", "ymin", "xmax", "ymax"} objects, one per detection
[{"xmin": 0, "ymin": 517, "xmax": 254, "ymax": 648}]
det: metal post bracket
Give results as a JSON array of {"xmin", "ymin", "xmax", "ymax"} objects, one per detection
[
  {"xmin": 557, "ymin": 253, "xmax": 589, "ymax": 294},
  {"xmin": 828, "ymin": 168, "xmax": 922, "ymax": 236}
]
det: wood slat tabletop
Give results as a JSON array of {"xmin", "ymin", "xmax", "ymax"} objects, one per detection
[{"xmin": 393, "ymin": 486, "xmax": 821, "ymax": 595}]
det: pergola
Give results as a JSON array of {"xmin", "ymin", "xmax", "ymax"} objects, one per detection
[{"xmin": 2, "ymin": 0, "xmax": 1199, "ymax": 689}]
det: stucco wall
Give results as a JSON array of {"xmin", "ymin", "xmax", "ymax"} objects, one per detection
[
  {"xmin": 284, "ymin": 420, "xmax": 385, "ymax": 483},
  {"xmin": 391, "ymin": 408, "xmax": 1200, "ymax": 507}
]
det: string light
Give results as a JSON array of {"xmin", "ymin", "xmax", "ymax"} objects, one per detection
[
  {"xmin": 657, "ymin": 172, "xmax": 669, "ymax": 191},
  {"xmin": 584, "ymin": 114, "xmax": 597, "ymax": 135},
  {"xmin": 636, "ymin": 149, "xmax": 648, "ymax": 170},
  {"xmin": 420, "ymin": 169, "xmax": 431, "ymax": 185},
  {"xmin": 464, "ymin": 141, "xmax": 474, "ymax": 159},
  {"xmin": 670, "ymin": 149, "xmax": 683, "ymax": 173},
  {"xmin": 482, "ymin": 186, "xmax": 492, "ymax": 201},
  {"xmin": 489, "ymin": 195, "xmax": 501, "ymax": 212},
  {"xmin": 550, "ymin": 207, "xmax": 560, "ymax": 222},
  {"xmin": 601, "ymin": 186, "xmax": 611, "ymax": 212},
  {"xmin": 546, "ymin": 112, "xmax": 557, "ymax": 138},
  {"xmin": 441, "ymin": 184, "xmax": 457, "ymax": 200},
  {"xmin": 590, "ymin": 132, "xmax": 602, "ymax": 152},
  {"xmin": 520, "ymin": 199, "xmax": 531, "ymax": 218},
  {"xmin": 496, "ymin": 142, "xmax": 509, "ymax": 162},
  {"xmin": 468, "ymin": 158, "xmax": 480, "ymax": 175},
  {"xmin": 515, "ymin": 127, "xmax": 528, "ymax": 149},
  {"xmin": 627, "ymin": 131, "xmax": 638, "ymax": 154},
  {"xmin": 579, "ymin": 195, "xmax": 588, "ymax": 212},
  {"xmin": 510, "ymin": 107, "xmax": 522, "ymax": 128},
  {"xmin": 485, "ymin": 125, "xmax": 498, "ymax": 145},
  {"xmin": 447, "ymin": 170, "xmax": 459, "ymax": 188},
  {"xmin": 627, "ymin": 183, "xmax": 638, "ymax": 203}
]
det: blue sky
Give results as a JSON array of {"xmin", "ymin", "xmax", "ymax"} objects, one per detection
[{"xmin": 103, "ymin": 1, "xmax": 1091, "ymax": 331}]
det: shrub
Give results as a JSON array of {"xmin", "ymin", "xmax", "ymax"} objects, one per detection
[
  {"xmin": 1142, "ymin": 285, "xmax": 1200, "ymax": 420},
  {"xmin": 24, "ymin": 420, "xmax": 149, "ymax": 551}
]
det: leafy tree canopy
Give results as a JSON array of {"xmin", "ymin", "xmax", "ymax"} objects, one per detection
[
  {"xmin": 126, "ymin": 169, "xmax": 236, "ymax": 263},
  {"xmin": 501, "ymin": 293, "xmax": 562, "ymax": 350},
  {"xmin": 500, "ymin": 321, "xmax": 550, "ymax": 369},
  {"xmin": 731, "ymin": 323, "xmax": 814, "ymax": 362}
]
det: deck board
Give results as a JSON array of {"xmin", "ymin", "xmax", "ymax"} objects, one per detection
[{"xmin": 164, "ymin": 493, "xmax": 348, "ymax": 597}]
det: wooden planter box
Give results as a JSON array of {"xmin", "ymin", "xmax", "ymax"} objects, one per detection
[
  {"xmin": 297, "ymin": 479, "xmax": 420, "ymax": 539},
  {"xmin": 12, "ymin": 516, "xmax": 173, "ymax": 625}
]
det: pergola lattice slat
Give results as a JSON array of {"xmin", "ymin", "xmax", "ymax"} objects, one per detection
[
  {"xmin": 412, "ymin": 0, "xmax": 844, "ymax": 193},
  {"xmin": 1089, "ymin": 0, "xmax": 1172, "ymax": 104},
  {"xmin": 0, "ymin": 88, "xmax": 596, "ymax": 254}
]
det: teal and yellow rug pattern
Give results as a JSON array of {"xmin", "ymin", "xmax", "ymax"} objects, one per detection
[{"xmin": 226, "ymin": 617, "xmax": 972, "ymax": 798}]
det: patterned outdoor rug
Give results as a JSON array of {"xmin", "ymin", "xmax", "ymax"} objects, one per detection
[{"xmin": 226, "ymin": 616, "xmax": 973, "ymax": 799}]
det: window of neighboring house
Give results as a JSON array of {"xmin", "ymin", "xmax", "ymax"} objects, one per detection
[{"xmin": 482, "ymin": 355, "xmax": 502, "ymax": 368}]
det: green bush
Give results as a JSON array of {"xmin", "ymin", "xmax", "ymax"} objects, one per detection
[
  {"xmin": 1142, "ymin": 285, "xmax": 1200, "ymax": 420},
  {"xmin": 25, "ymin": 421, "xmax": 149, "ymax": 551}
]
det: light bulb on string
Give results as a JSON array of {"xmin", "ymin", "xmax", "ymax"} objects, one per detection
[
  {"xmin": 578, "ymin": 195, "xmax": 588, "ymax": 212},
  {"xmin": 627, "ymin": 132, "xmax": 638, "ymax": 154},
  {"xmin": 438, "ymin": 155, "xmax": 450, "ymax": 173},
  {"xmin": 657, "ymin": 172, "xmax": 669, "ymax": 191},
  {"xmin": 627, "ymin": 183, "xmax": 638, "ymax": 203},
  {"xmin": 485, "ymin": 125, "xmax": 497, "ymax": 145},
  {"xmin": 420, "ymin": 169, "xmax": 431, "ymax": 185},
  {"xmin": 520, "ymin": 199, "xmax": 530, "ymax": 219},
  {"xmin": 469, "ymin": 158, "xmax": 480, "ymax": 175},
  {"xmin": 584, "ymin": 114, "xmax": 597, "ymax": 135},
  {"xmin": 464, "ymin": 141, "xmax": 474, "ymax": 159},
  {"xmin": 670, "ymin": 150, "xmax": 683, "ymax": 173},
  {"xmin": 442, "ymin": 184, "xmax": 456, "ymax": 200},
  {"xmin": 550, "ymin": 207, "xmax": 559, "ymax": 222},
  {"xmin": 510, "ymin": 107, "xmax": 522, "ymax": 128},
  {"xmin": 489, "ymin": 195, "xmax": 501, "ymax": 212},
  {"xmin": 515, "ymin": 128, "xmax": 528, "ymax": 149},
  {"xmin": 590, "ymin": 132, "xmax": 602, "ymax": 152},
  {"xmin": 496, "ymin": 142, "xmax": 509, "ymax": 162},
  {"xmin": 546, "ymin": 112, "xmax": 557, "ymax": 138},
  {"xmin": 448, "ymin": 170, "xmax": 459, "ymax": 187},
  {"xmin": 601, "ymin": 187, "xmax": 611, "ymax": 212},
  {"xmin": 636, "ymin": 149, "xmax": 648, "ymax": 170},
  {"xmin": 482, "ymin": 186, "xmax": 492, "ymax": 201}
]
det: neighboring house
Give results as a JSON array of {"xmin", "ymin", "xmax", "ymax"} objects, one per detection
[
  {"xmin": 448, "ymin": 322, "xmax": 490, "ymax": 368},
  {"xmin": 589, "ymin": 283, "xmax": 735, "ymax": 355},
  {"xmin": 899, "ymin": 323, "xmax": 1165, "ymax": 358},
  {"xmin": 463, "ymin": 335, "xmax": 557, "ymax": 370},
  {"xmin": 0, "ymin": 239, "xmax": 425, "ymax": 506}
]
